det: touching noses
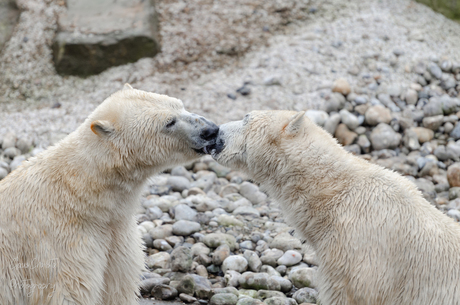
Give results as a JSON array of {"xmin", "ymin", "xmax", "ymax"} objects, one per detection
[{"xmin": 200, "ymin": 120, "xmax": 219, "ymax": 142}]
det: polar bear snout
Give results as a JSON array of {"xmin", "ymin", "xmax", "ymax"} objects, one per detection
[
  {"xmin": 185, "ymin": 114, "xmax": 219, "ymax": 154},
  {"xmin": 200, "ymin": 123, "xmax": 219, "ymax": 142}
]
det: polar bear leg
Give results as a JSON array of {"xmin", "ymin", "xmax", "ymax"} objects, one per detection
[{"xmin": 101, "ymin": 220, "xmax": 144, "ymax": 305}]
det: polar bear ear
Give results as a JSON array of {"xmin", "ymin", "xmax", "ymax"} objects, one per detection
[
  {"xmin": 285, "ymin": 111, "xmax": 306, "ymax": 136},
  {"xmin": 123, "ymin": 83, "xmax": 133, "ymax": 90},
  {"xmin": 91, "ymin": 120, "xmax": 114, "ymax": 137}
]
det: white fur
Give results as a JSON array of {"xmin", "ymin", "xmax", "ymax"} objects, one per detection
[
  {"xmin": 0, "ymin": 87, "xmax": 215, "ymax": 305},
  {"xmin": 213, "ymin": 110, "xmax": 460, "ymax": 305}
]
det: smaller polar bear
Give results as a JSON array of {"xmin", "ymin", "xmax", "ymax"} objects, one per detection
[
  {"xmin": 0, "ymin": 84, "xmax": 218, "ymax": 305},
  {"xmin": 211, "ymin": 110, "xmax": 460, "ymax": 305}
]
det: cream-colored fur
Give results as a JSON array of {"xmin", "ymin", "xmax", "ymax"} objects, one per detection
[
  {"xmin": 0, "ymin": 85, "xmax": 218, "ymax": 305},
  {"xmin": 212, "ymin": 110, "xmax": 460, "ymax": 305}
]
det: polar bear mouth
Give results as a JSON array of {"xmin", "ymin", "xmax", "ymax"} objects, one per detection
[
  {"xmin": 207, "ymin": 137, "xmax": 224, "ymax": 157},
  {"xmin": 194, "ymin": 147, "xmax": 210, "ymax": 155}
]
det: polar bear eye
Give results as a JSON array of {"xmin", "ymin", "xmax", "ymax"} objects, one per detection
[{"xmin": 166, "ymin": 118, "xmax": 177, "ymax": 128}]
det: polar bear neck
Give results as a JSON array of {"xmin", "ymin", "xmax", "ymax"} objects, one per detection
[
  {"xmin": 251, "ymin": 122, "xmax": 377, "ymax": 244},
  {"xmin": 24, "ymin": 130, "xmax": 153, "ymax": 222}
]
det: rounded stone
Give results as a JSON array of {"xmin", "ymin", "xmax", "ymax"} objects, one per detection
[
  {"xmin": 152, "ymin": 284, "xmax": 178, "ymax": 300},
  {"xmin": 447, "ymin": 163, "xmax": 460, "ymax": 187},
  {"xmin": 370, "ymin": 123, "xmax": 401, "ymax": 150},
  {"xmin": 335, "ymin": 123, "xmax": 357, "ymax": 146},
  {"xmin": 222, "ymin": 255, "xmax": 248, "ymax": 273},
  {"xmin": 305, "ymin": 110, "xmax": 329, "ymax": 126},
  {"xmin": 210, "ymin": 293, "xmax": 238, "ymax": 305},
  {"xmin": 150, "ymin": 224, "xmax": 173, "ymax": 239},
  {"xmin": 292, "ymin": 287, "xmax": 318, "ymax": 304},
  {"xmin": 153, "ymin": 239, "xmax": 173, "ymax": 251},
  {"xmin": 288, "ymin": 267, "xmax": 317, "ymax": 288},
  {"xmin": 405, "ymin": 89, "xmax": 418, "ymax": 105},
  {"xmin": 203, "ymin": 233, "xmax": 237, "ymax": 250},
  {"xmin": 170, "ymin": 246, "xmax": 193, "ymax": 272},
  {"xmin": 174, "ymin": 204, "xmax": 197, "ymax": 221},
  {"xmin": 212, "ymin": 244, "xmax": 231, "ymax": 266},
  {"xmin": 0, "ymin": 167, "xmax": 8, "ymax": 180},
  {"xmin": 412, "ymin": 127, "xmax": 435, "ymax": 143},
  {"xmin": 146, "ymin": 252, "xmax": 171, "ymax": 269},
  {"xmin": 277, "ymin": 250, "xmax": 302, "ymax": 266},
  {"xmin": 140, "ymin": 277, "xmax": 170, "ymax": 294},
  {"xmin": 167, "ymin": 176, "xmax": 191, "ymax": 192},
  {"xmin": 339, "ymin": 109, "xmax": 360, "ymax": 130},
  {"xmin": 172, "ymin": 220, "xmax": 201, "ymax": 236},
  {"xmin": 365, "ymin": 105, "xmax": 391, "ymax": 126},
  {"xmin": 332, "ymin": 78, "xmax": 351, "ymax": 95}
]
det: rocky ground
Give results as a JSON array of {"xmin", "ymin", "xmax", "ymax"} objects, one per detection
[{"xmin": 2, "ymin": 0, "xmax": 460, "ymax": 304}]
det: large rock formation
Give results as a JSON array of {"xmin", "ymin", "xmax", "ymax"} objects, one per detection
[{"xmin": 53, "ymin": 0, "xmax": 160, "ymax": 76}]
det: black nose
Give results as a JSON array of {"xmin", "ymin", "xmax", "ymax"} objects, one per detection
[{"xmin": 200, "ymin": 124, "xmax": 219, "ymax": 141}]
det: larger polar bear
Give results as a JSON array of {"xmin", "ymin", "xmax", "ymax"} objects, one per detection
[
  {"xmin": 0, "ymin": 85, "xmax": 218, "ymax": 305},
  {"xmin": 211, "ymin": 110, "xmax": 460, "ymax": 305}
]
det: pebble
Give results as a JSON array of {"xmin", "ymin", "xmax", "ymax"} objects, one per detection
[
  {"xmin": 377, "ymin": 93, "xmax": 400, "ymax": 112},
  {"xmin": 213, "ymin": 244, "xmax": 231, "ymax": 266},
  {"xmin": 167, "ymin": 176, "xmax": 191, "ymax": 192},
  {"xmin": 405, "ymin": 89, "xmax": 418, "ymax": 105},
  {"xmin": 150, "ymin": 225, "xmax": 173, "ymax": 239},
  {"xmin": 170, "ymin": 246, "xmax": 193, "ymax": 272},
  {"xmin": 412, "ymin": 127, "xmax": 435, "ymax": 143},
  {"xmin": 222, "ymin": 255, "xmax": 248, "ymax": 273},
  {"xmin": 218, "ymin": 215, "xmax": 244, "ymax": 227},
  {"xmin": 365, "ymin": 105, "xmax": 392, "ymax": 126},
  {"xmin": 332, "ymin": 78, "xmax": 351, "ymax": 95},
  {"xmin": 239, "ymin": 182, "xmax": 267, "ymax": 204},
  {"xmin": 140, "ymin": 277, "xmax": 170, "ymax": 294},
  {"xmin": 152, "ymin": 284, "xmax": 178, "ymax": 300},
  {"xmin": 204, "ymin": 233, "xmax": 237, "ymax": 251},
  {"xmin": 269, "ymin": 233, "xmax": 302, "ymax": 252},
  {"xmin": 172, "ymin": 220, "xmax": 201, "ymax": 236},
  {"xmin": 447, "ymin": 163, "xmax": 460, "ymax": 187},
  {"xmin": 403, "ymin": 129, "xmax": 421, "ymax": 151},
  {"xmin": 146, "ymin": 252, "xmax": 171, "ymax": 269},
  {"xmin": 324, "ymin": 113, "xmax": 341, "ymax": 135},
  {"xmin": 305, "ymin": 110, "xmax": 329, "ymax": 127},
  {"xmin": 429, "ymin": 62, "xmax": 443, "ymax": 79},
  {"xmin": 239, "ymin": 272, "xmax": 281, "ymax": 291},
  {"xmin": 339, "ymin": 109, "xmax": 360, "ymax": 130},
  {"xmin": 180, "ymin": 293, "xmax": 197, "ymax": 303},
  {"xmin": 2, "ymin": 133, "xmax": 16, "ymax": 149},
  {"xmin": 450, "ymin": 123, "xmax": 460, "ymax": 140},
  {"xmin": 244, "ymin": 250, "xmax": 262, "ymax": 272},
  {"xmin": 335, "ymin": 123, "xmax": 357, "ymax": 146},
  {"xmin": 370, "ymin": 123, "xmax": 401, "ymax": 150},
  {"xmin": 3, "ymin": 147, "xmax": 21, "ymax": 159},
  {"xmin": 210, "ymin": 293, "xmax": 238, "ymax": 305},
  {"xmin": 153, "ymin": 239, "xmax": 173, "ymax": 251},
  {"xmin": 0, "ymin": 167, "xmax": 8, "ymax": 180},
  {"xmin": 423, "ymin": 99, "xmax": 443, "ymax": 117},
  {"xmin": 277, "ymin": 250, "xmax": 302, "ymax": 267},
  {"xmin": 174, "ymin": 204, "xmax": 197, "ymax": 221},
  {"xmin": 422, "ymin": 115, "xmax": 444, "ymax": 130},
  {"xmin": 292, "ymin": 287, "xmax": 318, "ymax": 304},
  {"xmin": 288, "ymin": 267, "xmax": 317, "ymax": 288}
]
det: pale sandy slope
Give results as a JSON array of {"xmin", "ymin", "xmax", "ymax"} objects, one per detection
[{"xmin": 1, "ymin": 0, "xmax": 460, "ymax": 147}]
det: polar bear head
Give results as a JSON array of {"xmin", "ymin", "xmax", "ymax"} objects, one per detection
[
  {"xmin": 81, "ymin": 84, "xmax": 218, "ymax": 176},
  {"xmin": 210, "ymin": 110, "xmax": 332, "ymax": 180}
]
